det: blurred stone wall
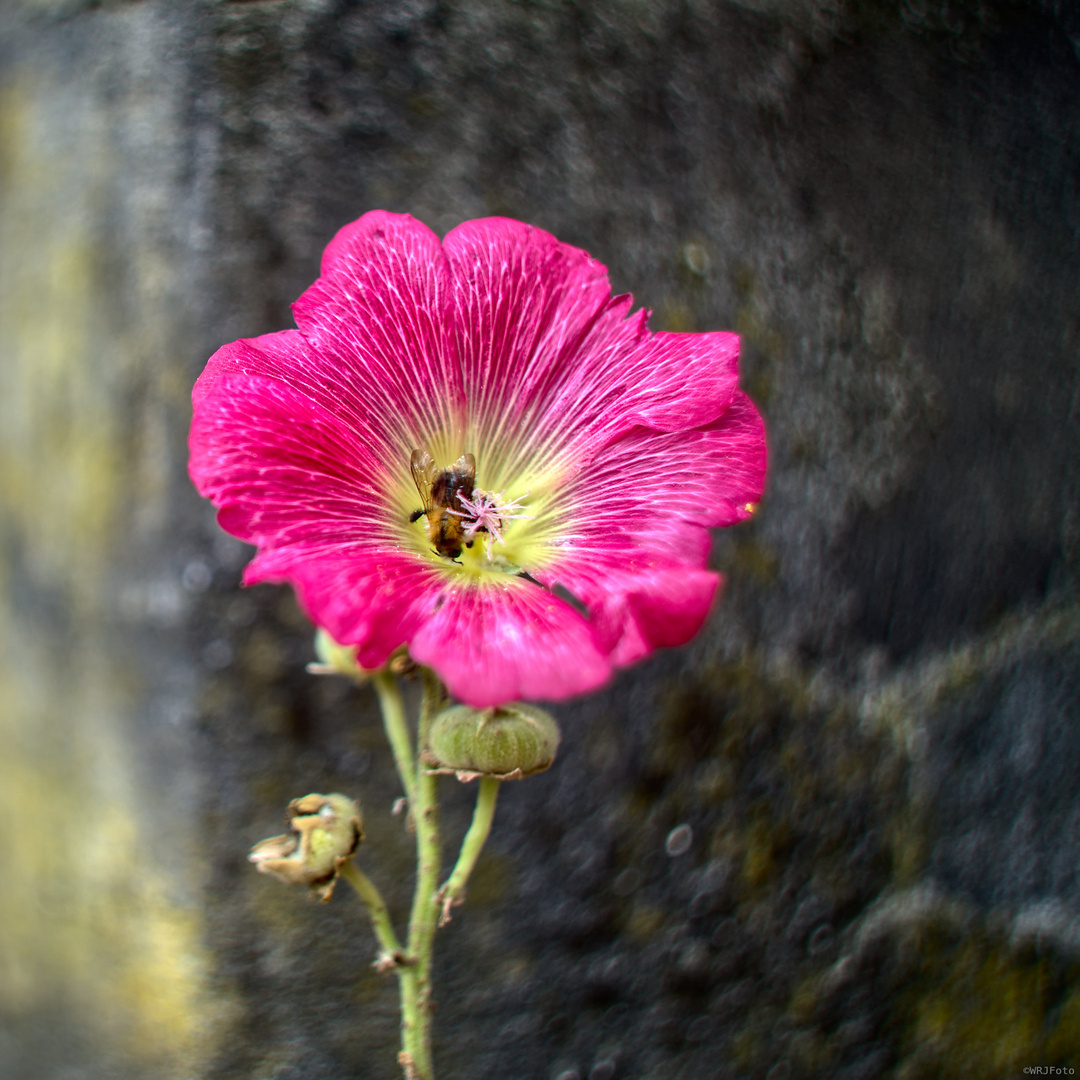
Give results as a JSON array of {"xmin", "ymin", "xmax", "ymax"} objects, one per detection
[{"xmin": 1, "ymin": 1, "xmax": 1078, "ymax": 1078}]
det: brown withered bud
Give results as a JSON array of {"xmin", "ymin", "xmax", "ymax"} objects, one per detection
[{"xmin": 249, "ymin": 793, "xmax": 363, "ymax": 902}]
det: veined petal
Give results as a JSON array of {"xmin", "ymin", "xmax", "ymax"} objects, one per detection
[
  {"xmin": 193, "ymin": 325, "xmax": 427, "ymax": 482},
  {"xmin": 194, "ymin": 329, "xmax": 311, "ymax": 408},
  {"xmin": 409, "ymin": 577, "xmax": 612, "ymax": 707},
  {"xmin": 444, "ymin": 217, "xmax": 612, "ymax": 485},
  {"xmin": 444, "ymin": 218, "xmax": 740, "ymax": 490},
  {"xmin": 284, "ymin": 554, "xmax": 445, "ymax": 671},
  {"xmin": 530, "ymin": 391, "xmax": 767, "ymax": 561},
  {"xmin": 535, "ymin": 554, "xmax": 721, "ymax": 668},
  {"xmin": 606, "ymin": 565, "xmax": 721, "ymax": 665},
  {"xmin": 523, "ymin": 310, "xmax": 741, "ymax": 476},
  {"xmin": 189, "ymin": 374, "xmax": 397, "ymax": 555},
  {"xmin": 523, "ymin": 393, "xmax": 764, "ymax": 666},
  {"xmin": 292, "ymin": 211, "xmax": 464, "ymax": 465}
]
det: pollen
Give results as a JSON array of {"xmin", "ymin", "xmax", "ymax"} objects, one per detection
[{"xmin": 448, "ymin": 489, "xmax": 533, "ymax": 549}]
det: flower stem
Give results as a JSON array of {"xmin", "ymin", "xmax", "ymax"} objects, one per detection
[
  {"xmin": 338, "ymin": 860, "xmax": 403, "ymax": 962},
  {"xmin": 400, "ymin": 668, "xmax": 444, "ymax": 1080},
  {"xmin": 373, "ymin": 671, "xmax": 416, "ymax": 803},
  {"xmin": 436, "ymin": 777, "xmax": 500, "ymax": 927},
  {"xmin": 364, "ymin": 670, "xmax": 501, "ymax": 1080}
]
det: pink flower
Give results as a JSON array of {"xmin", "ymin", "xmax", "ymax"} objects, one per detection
[{"xmin": 188, "ymin": 212, "xmax": 766, "ymax": 707}]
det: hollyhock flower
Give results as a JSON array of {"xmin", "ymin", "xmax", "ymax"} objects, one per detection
[{"xmin": 189, "ymin": 212, "xmax": 766, "ymax": 707}]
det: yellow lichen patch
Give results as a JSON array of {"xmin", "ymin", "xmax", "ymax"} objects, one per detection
[
  {"xmin": 735, "ymin": 302, "xmax": 786, "ymax": 365},
  {"xmin": 731, "ymin": 1024, "xmax": 765, "ymax": 1071},
  {"xmin": 0, "ymin": 92, "xmax": 117, "ymax": 618},
  {"xmin": 464, "ymin": 849, "xmax": 517, "ymax": 908},
  {"xmin": 100, "ymin": 861, "xmax": 229, "ymax": 1062},
  {"xmin": 0, "ymin": 639, "xmax": 231, "ymax": 1076},
  {"xmin": 0, "ymin": 62, "xmax": 233, "ymax": 1077},
  {"xmin": 739, "ymin": 814, "xmax": 785, "ymax": 891},
  {"xmin": 886, "ymin": 805, "xmax": 928, "ymax": 886},
  {"xmin": 726, "ymin": 537, "xmax": 781, "ymax": 585},
  {"xmin": 624, "ymin": 903, "xmax": 666, "ymax": 942},
  {"xmin": 654, "ymin": 297, "xmax": 694, "ymax": 332},
  {"xmin": 787, "ymin": 975, "xmax": 819, "ymax": 1025},
  {"xmin": 1045, "ymin": 979, "xmax": 1080, "ymax": 1063},
  {"xmin": 896, "ymin": 936, "xmax": 1076, "ymax": 1078}
]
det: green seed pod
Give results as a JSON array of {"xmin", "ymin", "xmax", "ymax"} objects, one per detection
[
  {"xmin": 423, "ymin": 703, "xmax": 561, "ymax": 781},
  {"xmin": 248, "ymin": 792, "xmax": 363, "ymax": 901}
]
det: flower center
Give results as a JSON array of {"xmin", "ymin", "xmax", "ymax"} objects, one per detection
[
  {"xmin": 448, "ymin": 490, "xmax": 533, "ymax": 548},
  {"xmin": 405, "ymin": 449, "xmax": 534, "ymax": 574}
]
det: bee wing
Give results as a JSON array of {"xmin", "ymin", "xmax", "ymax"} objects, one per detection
[
  {"xmin": 410, "ymin": 448, "xmax": 438, "ymax": 512},
  {"xmin": 450, "ymin": 453, "xmax": 476, "ymax": 482}
]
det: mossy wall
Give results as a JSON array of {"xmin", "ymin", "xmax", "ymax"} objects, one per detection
[{"xmin": 1, "ymin": 1, "xmax": 1078, "ymax": 1078}]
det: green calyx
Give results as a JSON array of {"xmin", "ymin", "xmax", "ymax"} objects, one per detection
[
  {"xmin": 308, "ymin": 629, "xmax": 416, "ymax": 681},
  {"xmin": 422, "ymin": 703, "xmax": 561, "ymax": 781},
  {"xmin": 307, "ymin": 628, "xmax": 375, "ymax": 681}
]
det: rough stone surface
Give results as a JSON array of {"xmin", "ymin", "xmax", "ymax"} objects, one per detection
[{"xmin": 1, "ymin": 1, "xmax": 1079, "ymax": 1078}]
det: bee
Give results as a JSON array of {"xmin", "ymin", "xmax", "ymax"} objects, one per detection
[{"xmin": 409, "ymin": 449, "xmax": 479, "ymax": 560}]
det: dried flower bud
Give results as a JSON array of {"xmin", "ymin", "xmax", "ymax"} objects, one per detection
[
  {"xmin": 249, "ymin": 792, "xmax": 363, "ymax": 901},
  {"xmin": 422, "ymin": 703, "xmax": 561, "ymax": 781}
]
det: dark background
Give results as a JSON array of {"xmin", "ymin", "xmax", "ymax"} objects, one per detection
[{"xmin": 1, "ymin": 1, "xmax": 1078, "ymax": 1077}]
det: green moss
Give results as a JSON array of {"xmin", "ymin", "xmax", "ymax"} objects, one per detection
[
  {"xmin": 654, "ymin": 298, "xmax": 695, "ymax": 332},
  {"xmin": 0, "ymin": 72, "xmax": 228, "ymax": 1077},
  {"xmin": 887, "ymin": 806, "xmax": 928, "ymax": 886},
  {"xmin": 624, "ymin": 903, "xmax": 666, "ymax": 942},
  {"xmin": 724, "ymin": 537, "xmax": 781, "ymax": 585},
  {"xmin": 739, "ymin": 813, "xmax": 787, "ymax": 892},
  {"xmin": 894, "ymin": 934, "xmax": 1080, "ymax": 1077}
]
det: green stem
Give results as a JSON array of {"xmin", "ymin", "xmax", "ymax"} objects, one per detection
[
  {"xmin": 401, "ymin": 668, "xmax": 444, "ymax": 1080},
  {"xmin": 373, "ymin": 671, "xmax": 416, "ymax": 803},
  {"xmin": 339, "ymin": 858, "xmax": 423, "ymax": 1079},
  {"xmin": 436, "ymin": 777, "xmax": 500, "ymax": 927},
  {"xmin": 396, "ymin": 966, "xmax": 423, "ymax": 1079},
  {"xmin": 338, "ymin": 860, "xmax": 404, "ymax": 963}
]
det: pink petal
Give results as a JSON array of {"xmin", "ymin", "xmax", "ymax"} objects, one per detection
[
  {"xmin": 284, "ymin": 554, "xmax": 444, "ymax": 670},
  {"xmin": 444, "ymin": 217, "xmax": 612, "ymax": 462},
  {"xmin": 443, "ymin": 218, "xmax": 740, "ymax": 483},
  {"xmin": 193, "ymin": 329, "xmax": 403, "ymax": 462},
  {"xmin": 409, "ymin": 577, "xmax": 612, "ymax": 706},
  {"xmin": 534, "ymin": 552, "xmax": 721, "ymax": 668},
  {"xmin": 607, "ymin": 566, "xmax": 721, "ymax": 664},
  {"xmin": 540, "ymin": 390, "xmax": 767, "ymax": 561},
  {"xmin": 283, "ymin": 555, "xmax": 614, "ymax": 706},
  {"xmin": 292, "ymin": 211, "xmax": 464, "ymax": 455},
  {"xmin": 189, "ymin": 373, "xmax": 397, "ymax": 555},
  {"xmin": 527, "ymin": 393, "xmax": 764, "ymax": 666},
  {"xmin": 194, "ymin": 329, "xmax": 307, "ymax": 408}
]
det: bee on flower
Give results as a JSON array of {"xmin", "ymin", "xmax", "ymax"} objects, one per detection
[{"xmin": 188, "ymin": 212, "xmax": 766, "ymax": 706}]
